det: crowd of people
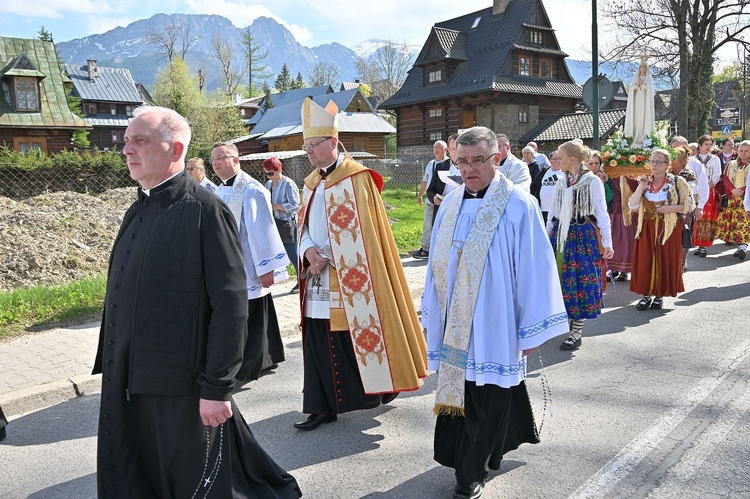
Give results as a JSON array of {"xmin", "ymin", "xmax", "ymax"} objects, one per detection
[
  {"xmin": 416, "ymin": 133, "xmax": 750, "ymax": 353},
  {"xmin": 5, "ymin": 96, "xmax": 743, "ymax": 498}
]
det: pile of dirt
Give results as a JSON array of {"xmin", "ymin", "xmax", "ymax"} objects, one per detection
[{"xmin": 0, "ymin": 189, "xmax": 137, "ymax": 291}]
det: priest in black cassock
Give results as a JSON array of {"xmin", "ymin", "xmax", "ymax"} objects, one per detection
[{"xmin": 92, "ymin": 105, "xmax": 301, "ymax": 498}]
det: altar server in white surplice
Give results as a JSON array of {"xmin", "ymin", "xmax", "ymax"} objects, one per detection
[
  {"xmin": 211, "ymin": 141, "xmax": 290, "ymax": 383},
  {"xmin": 420, "ymin": 126, "xmax": 569, "ymax": 499}
]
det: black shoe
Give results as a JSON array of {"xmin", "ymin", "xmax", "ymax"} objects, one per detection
[
  {"xmin": 616, "ymin": 272, "xmax": 629, "ymax": 282},
  {"xmin": 413, "ymin": 248, "xmax": 429, "ymax": 259},
  {"xmin": 293, "ymin": 414, "xmax": 337, "ymax": 431},
  {"xmin": 636, "ymin": 297, "xmax": 652, "ymax": 311},
  {"xmin": 606, "ymin": 271, "xmax": 616, "ymax": 282},
  {"xmin": 0, "ymin": 426, "xmax": 6, "ymax": 442},
  {"xmin": 699, "ymin": 247, "xmax": 707, "ymax": 257},
  {"xmin": 290, "ymin": 283, "xmax": 300, "ymax": 294},
  {"xmin": 560, "ymin": 334, "xmax": 581, "ymax": 350},
  {"xmin": 693, "ymin": 248, "xmax": 701, "ymax": 256},
  {"xmin": 733, "ymin": 249, "xmax": 741, "ymax": 257},
  {"xmin": 381, "ymin": 392, "xmax": 399, "ymax": 404},
  {"xmin": 453, "ymin": 482, "xmax": 483, "ymax": 499},
  {"xmin": 738, "ymin": 248, "xmax": 747, "ymax": 261},
  {"xmin": 651, "ymin": 297, "xmax": 663, "ymax": 310}
]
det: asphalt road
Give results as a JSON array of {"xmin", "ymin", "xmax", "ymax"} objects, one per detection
[{"xmin": 2, "ymin": 247, "xmax": 749, "ymax": 498}]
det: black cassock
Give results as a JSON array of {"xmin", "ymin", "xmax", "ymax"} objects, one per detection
[{"xmin": 94, "ymin": 173, "xmax": 300, "ymax": 498}]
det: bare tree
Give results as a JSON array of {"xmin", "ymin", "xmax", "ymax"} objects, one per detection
[
  {"xmin": 211, "ymin": 33, "xmax": 246, "ymax": 99},
  {"xmin": 308, "ymin": 62, "xmax": 340, "ymax": 87},
  {"xmin": 177, "ymin": 18, "xmax": 198, "ymax": 60},
  {"xmin": 600, "ymin": 0, "xmax": 750, "ymax": 138},
  {"xmin": 355, "ymin": 40, "xmax": 413, "ymax": 104},
  {"xmin": 145, "ymin": 16, "xmax": 197, "ymax": 62}
]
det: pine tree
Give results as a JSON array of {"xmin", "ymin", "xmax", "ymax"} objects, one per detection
[
  {"xmin": 38, "ymin": 26, "xmax": 54, "ymax": 42},
  {"xmin": 292, "ymin": 72, "xmax": 306, "ymax": 90},
  {"xmin": 241, "ymin": 27, "xmax": 271, "ymax": 96},
  {"xmin": 274, "ymin": 64, "xmax": 292, "ymax": 93},
  {"xmin": 262, "ymin": 82, "xmax": 275, "ymax": 113}
]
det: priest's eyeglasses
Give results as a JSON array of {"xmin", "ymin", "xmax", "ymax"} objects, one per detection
[
  {"xmin": 456, "ymin": 154, "xmax": 496, "ymax": 170},
  {"xmin": 302, "ymin": 137, "xmax": 331, "ymax": 151},
  {"xmin": 210, "ymin": 155, "xmax": 236, "ymax": 164}
]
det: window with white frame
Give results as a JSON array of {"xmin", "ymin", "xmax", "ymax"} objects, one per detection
[
  {"xmin": 428, "ymin": 70, "xmax": 442, "ymax": 83},
  {"xmin": 429, "ymin": 108, "xmax": 442, "ymax": 118}
]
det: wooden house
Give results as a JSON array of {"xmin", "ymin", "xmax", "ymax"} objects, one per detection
[
  {"xmin": 0, "ymin": 37, "xmax": 89, "ymax": 154},
  {"xmin": 380, "ymin": 0, "xmax": 581, "ymax": 153},
  {"xmin": 65, "ymin": 60, "xmax": 143, "ymax": 151},
  {"xmin": 240, "ymin": 87, "xmax": 394, "ymax": 157}
]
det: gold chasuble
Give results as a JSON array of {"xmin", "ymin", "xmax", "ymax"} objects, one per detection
[{"xmin": 299, "ymin": 159, "xmax": 427, "ymax": 394}]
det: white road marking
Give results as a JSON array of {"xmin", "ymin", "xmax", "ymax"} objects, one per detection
[
  {"xmin": 648, "ymin": 370, "xmax": 750, "ymax": 498},
  {"xmin": 569, "ymin": 339, "xmax": 750, "ymax": 499}
]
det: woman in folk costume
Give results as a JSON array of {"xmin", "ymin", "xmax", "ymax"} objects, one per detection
[
  {"xmin": 547, "ymin": 140, "xmax": 614, "ymax": 351},
  {"xmin": 624, "ymin": 149, "xmax": 691, "ymax": 310},
  {"xmin": 716, "ymin": 140, "xmax": 750, "ymax": 260},
  {"xmin": 671, "ymin": 146, "xmax": 699, "ymax": 271},
  {"xmin": 589, "ymin": 150, "xmax": 634, "ymax": 283},
  {"xmin": 691, "ymin": 135, "xmax": 722, "ymax": 256}
]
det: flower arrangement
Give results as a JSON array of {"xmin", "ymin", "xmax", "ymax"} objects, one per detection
[{"xmin": 601, "ymin": 123, "xmax": 673, "ymax": 177}]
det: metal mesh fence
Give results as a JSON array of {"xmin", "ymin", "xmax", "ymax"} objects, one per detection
[{"xmin": 0, "ymin": 149, "xmax": 436, "ymax": 199}]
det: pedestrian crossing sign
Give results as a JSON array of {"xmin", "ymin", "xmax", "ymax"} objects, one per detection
[{"xmin": 722, "ymin": 125, "xmax": 733, "ymax": 135}]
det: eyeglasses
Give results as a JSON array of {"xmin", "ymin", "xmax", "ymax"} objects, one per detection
[
  {"xmin": 264, "ymin": 170, "xmax": 276, "ymax": 176},
  {"xmin": 649, "ymin": 160, "xmax": 669, "ymax": 166},
  {"xmin": 456, "ymin": 154, "xmax": 496, "ymax": 170},
  {"xmin": 302, "ymin": 137, "xmax": 331, "ymax": 151},
  {"xmin": 186, "ymin": 167, "xmax": 201, "ymax": 172},
  {"xmin": 210, "ymin": 155, "xmax": 235, "ymax": 165}
]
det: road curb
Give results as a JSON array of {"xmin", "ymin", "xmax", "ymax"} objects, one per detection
[{"xmin": 0, "ymin": 374, "xmax": 101, "ymax": 417}]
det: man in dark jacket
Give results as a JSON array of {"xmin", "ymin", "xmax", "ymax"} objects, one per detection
[
  {"xmin": 93, "ymin": 106, "xmax": 300, "ymax": 498},
  {"xmin": 426, "ymin": 134, "xmax": 461, "ymax": 223}
]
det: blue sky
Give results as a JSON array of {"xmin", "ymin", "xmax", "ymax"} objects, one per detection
[
  {"xmin": 3, "ymin": 0, "xmax": 595, "ymax": 58},
  {"xmin": 0, "ymin": 0, "xmax": 737, "ymax": 65}
]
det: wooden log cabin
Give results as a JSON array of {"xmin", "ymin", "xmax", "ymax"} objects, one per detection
[
  {"xmin": 0, "ymin": 37, "xmax": 89, "ymax": 154},
  {"xmin": 380, "ymin": 0, "xmax": 582, "ymax": 153}
]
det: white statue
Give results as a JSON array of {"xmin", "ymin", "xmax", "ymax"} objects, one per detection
[{"xmin": 624, "ymin": 57, "xmax": 655, "ymax": 147}]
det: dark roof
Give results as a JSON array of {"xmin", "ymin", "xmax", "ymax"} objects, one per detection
[
  {"xmin": 0, "ymin": 37, "xmax": 89, "ymax": 129},
  {"xmin": 248, "ymin": 85, "xmax": 334, "ymax": 126},
  {"xmin": 64, "ymin": 63, "xmax": 142, "ymax": 103},
  {"xmin": 494, "ymin": 76, "xmax": 580, "ymax": 98},
  {"xmin": 381, "ymin": 0, "xmax": 579, "ymax": 109},
  {"xmin": 519, "ymin": 108, "xmax": 626, "ymax": 143}
]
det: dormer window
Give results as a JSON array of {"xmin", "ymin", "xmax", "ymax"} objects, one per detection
[
  {"xmin": 15, "ymin": 77, "xmax": 40, "ymax": 112},
  {"xmin": 429, "ymin": 70, "xmax": 443, "ymax": 83},
  {"xmin": 519, "ymin": 56, "xmax": 531, "ymax": 76},
  {"xmin": 528, "ymin": 30, "xmax": 544, "ymax": 45},
  {"xmin": 471, "ymin": 17, "xmax": 481, "ymax": 29}
]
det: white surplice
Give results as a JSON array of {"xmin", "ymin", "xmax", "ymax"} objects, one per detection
[
  {"xmin": 421, "ymin": 185, "xmax": 569, "ymax": 389},
  {"xmin": 216, "ymin": 178, "xmax": 289, "ymax": 299}
]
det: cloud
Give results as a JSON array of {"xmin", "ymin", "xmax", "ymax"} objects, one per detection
[
  {"xmin": 8, "ymin": 0, "xmax": 113, "ymax": 18},
  {"xmin": 186, "ymin": 0, "xmax": 312, "ymax": 43}
]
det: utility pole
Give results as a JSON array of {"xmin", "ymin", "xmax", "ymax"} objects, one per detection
[{"xmin": 592, "ymin": 0, "xmax": 599, "ymax": 150}]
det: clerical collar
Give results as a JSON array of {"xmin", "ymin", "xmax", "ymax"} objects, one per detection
[
  {"xmin": 463, "ymin": 185, "xmax": 490, "ymax": 199},
  {"xmin": 222, "ymin": 173, "xmax": 238, "ymax": 186},
  {"xmin": 499, "ymin": 156, "xmax": 508, "ymax": 166},
  {"xmin": 142, "ymin": 170, "xmax": 182, "ymax": 197},
  {"xmin": 319, "ymin": 160, "xmax": 338, "ymax": 179}
]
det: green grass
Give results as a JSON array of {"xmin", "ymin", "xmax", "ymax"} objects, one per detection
[
  {"xmin": 0, "ymin": 276, "xmax": 106, "ymax": 339},
  {"xmin": 0, "ymin": 189, "xmax": 427, "ymax": 338},
  {"xmin": 382, "ymin": 187, "xmax": 425, "ymax": 253}
]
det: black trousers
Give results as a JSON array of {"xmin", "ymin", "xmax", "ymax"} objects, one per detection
[
  {"xmin": 301, "ymin": 317, "xmax": 382, "ymax": 415},
  {"xmin": 434, "ymin": 381, "xmax": 540, "ymax": 490},
  {"xmin": 236, "ymin": 294, "xmax": 285, "ymax": 382}
]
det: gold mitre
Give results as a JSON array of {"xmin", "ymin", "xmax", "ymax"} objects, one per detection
[{"xmin": 302, "ymin": 97, "xmax": 339, "ymax": 139}]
